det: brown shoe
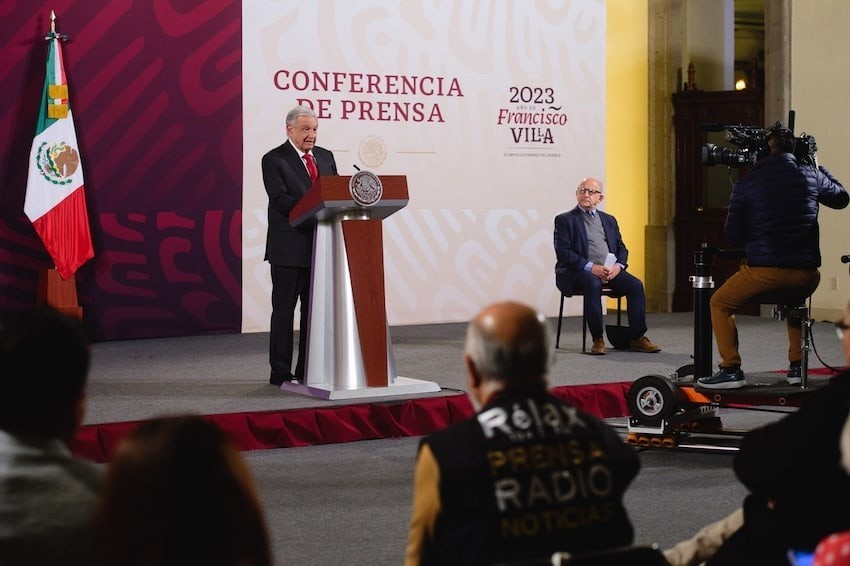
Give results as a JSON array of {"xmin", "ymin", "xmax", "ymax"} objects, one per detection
[
  {"xmin": 630, "ymin": 336, "xmax": 661, "ymax": 353},
  {"xmin": 590, "ymin": 338, "xmax": 606, "ymax": 355}
]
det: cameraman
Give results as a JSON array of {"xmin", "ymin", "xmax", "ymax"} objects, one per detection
[{"xmin": 697, "ymin": 126, "xmax": 849, "ymax": 390}]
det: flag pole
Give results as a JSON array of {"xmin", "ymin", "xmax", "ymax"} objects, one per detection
[{"xmin": 34, "ymin": 10, "xmax": 85, "ymax": 320}]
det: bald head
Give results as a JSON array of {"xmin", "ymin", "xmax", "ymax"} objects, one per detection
[
  {"xmin": 575, "ymin": 177, "xmax": 605, "ymax": 209},
  {"xmin": 464, "ymin": 301, "xmax": 553, "ymax": 387},
  {"xmin": 579, "ymin": 177, "xmax": 603, "ymax": 192}
]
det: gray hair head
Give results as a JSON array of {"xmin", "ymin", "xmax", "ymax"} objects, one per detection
[{"xmin": 285, "ymin": 105, "xmax": 317, "ymax": 126}]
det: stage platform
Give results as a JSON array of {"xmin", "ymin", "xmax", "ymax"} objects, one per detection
[{"xmin": 74, "ymin": 312, "xmax": 847, "ymax": 462}]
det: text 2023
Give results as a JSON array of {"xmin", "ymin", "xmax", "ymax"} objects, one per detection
[{"xmin": 509, "ymin": 87, "xmax": 555, "ymax": 105}]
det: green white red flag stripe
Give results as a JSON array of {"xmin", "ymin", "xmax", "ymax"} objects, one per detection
[{"xmin": 24, "ymin": 35, "xmax": 94, "ymax": 280}]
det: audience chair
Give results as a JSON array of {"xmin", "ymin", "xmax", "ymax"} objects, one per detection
[
  {"xmin": 552, "ymin": 544, "xmax": 666, "ymax": 565},
  {"xmin": 555, "ymin": 289, "xmax": 623, "ymax": 351},
  {"xmin": 751, "ymin": 288, "xmax": 813, "ymax": 387}
]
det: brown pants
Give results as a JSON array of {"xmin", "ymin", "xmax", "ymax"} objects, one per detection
[{"xmin": 710, "ymin": 263, "xmax": 820, "ymax": 368}]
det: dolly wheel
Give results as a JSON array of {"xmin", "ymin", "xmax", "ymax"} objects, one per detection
[{"xmin": 627, "ymin": 374, "xmax": 680, "ymax": 427}]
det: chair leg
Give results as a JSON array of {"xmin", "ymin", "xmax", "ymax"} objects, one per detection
[
  {"xmin": 556, "ymin": 294, "xmax": 565, "ymax": 349},
  {"xmin": 582, "ymin": 310, "xmax": 588, "ymax": 352},
  {"xmin": 616, "ymin": 296, "xmax": 622, "ymax": 326}
]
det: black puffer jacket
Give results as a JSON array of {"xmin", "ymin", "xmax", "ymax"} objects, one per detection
[{"xmin": 724, "ymin": 153, "xmax": 848, "ymax": 268}]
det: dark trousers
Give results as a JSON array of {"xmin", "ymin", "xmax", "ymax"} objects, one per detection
[
  {"xmin": 571, "ymin": 269, "xmax": 647, "ymax": 340},
  {"xmin": 270, "ymin": 264, "xmax": 310, "ymax": 378}
]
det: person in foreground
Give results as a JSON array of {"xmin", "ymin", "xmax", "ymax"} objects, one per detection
[
  {"xmin": 95, "ymin": 415, "xmax": 272, "ymax": 566},
  {"xmin": 404, "ymin": 300, "xmax": 640, "ymax": 565},
  {"xmin": 0, "ymin": 306, "xmax": 102, "ymax": 565},
  {"xmin": 815, "ymin": 403, "xmax": 850, "ymax": 565},
  {"xmin": 554, "ymin": 177, "xmax": 661, "ymax": 355},
  {"xmin": 666, "ymin": 298, "xmax": 850, "ymax": 565},
  {"xmin": 263, "ymin": 104, "xmax": 338, "ymax": 386},
  {"xmin": 698, "ymin": 125, "xmax": 848, "ymax": 390}
]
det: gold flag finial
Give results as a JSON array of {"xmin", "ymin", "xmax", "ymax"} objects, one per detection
[{"xmin": 46, "ymin": 10, "xmax": 67, "ymax": 42}]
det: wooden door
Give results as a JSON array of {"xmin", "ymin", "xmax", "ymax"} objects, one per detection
[{"xmin": 672, "ymin": 89, "xmax": 764, "ymax": 311}]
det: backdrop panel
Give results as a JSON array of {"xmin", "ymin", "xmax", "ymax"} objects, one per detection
[{"xmin": 242, "ymin": 0, "xmax": 606, "ymax": 331}]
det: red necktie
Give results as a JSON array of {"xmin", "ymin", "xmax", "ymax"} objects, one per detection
[{"xmin": 303, "ymin": 153, "xmax": 318, "ymax": 183}]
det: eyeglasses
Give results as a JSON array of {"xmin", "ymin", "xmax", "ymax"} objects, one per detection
[
  {"xmin": 576, "ymin": 187, "xmax": 602, "ymax": 195},
  {"xmin": 836, "ymin": 320, "xmax": 850, "ymax": 340}
]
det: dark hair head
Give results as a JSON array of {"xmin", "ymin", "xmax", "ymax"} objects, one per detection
[
  {"xmin": 0, "ymin": 306, "xmax": 89, "ymax": 437},
  {"xmin": 95, "ymin": 416, "xmax": 272, "ymax": 566},
  {"xmin": 766, "ymin": 124, "xmax": 796, "ymax": 154}
]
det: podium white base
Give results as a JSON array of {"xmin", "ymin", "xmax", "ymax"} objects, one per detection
[{"xmin": 280, "ymin": 376, "xmax": 441, "ymax": 400}]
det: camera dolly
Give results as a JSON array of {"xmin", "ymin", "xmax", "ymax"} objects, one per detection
[{"xmin": 625, "ymin": 244, "xmax": 824, "ymax": 450}]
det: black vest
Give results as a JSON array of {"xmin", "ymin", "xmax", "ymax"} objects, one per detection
[{"xmin": 421, "ymin": 387, "xmax": 639, "ymax": 565}]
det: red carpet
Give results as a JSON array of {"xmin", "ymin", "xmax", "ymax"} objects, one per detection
[
  {"xmin": 794, "ymin": 366, "xmax": 846, "ymax": 376},
  {"xmin": 72, "ymin": 381, "xmax": 633, "ymax": 463}
]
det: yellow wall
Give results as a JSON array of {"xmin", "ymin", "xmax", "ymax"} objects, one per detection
[
  {"xmin": 792, "ymin": 1, "xmax": 850, "ymax": 319},
  {"xmin": 606, "ymin": 0, "xmax": 649, "ymax": 281}
]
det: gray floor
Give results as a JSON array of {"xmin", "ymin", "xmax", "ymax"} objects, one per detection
[
  {"xmin": 245, "ymin": 437, "xmax": 748, "ymax": 566},
  {"xmin": 83, "ymin": 312, "xmax": 847, "ymax": 565},
  {"xmin": 84, "ymin": 312, "xmax": 846, "ymax": 424}
]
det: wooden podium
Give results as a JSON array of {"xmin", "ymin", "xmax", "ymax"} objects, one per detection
[{"xmin": 283, "ymin": 173, "xmax": 440, "ymax": 400}]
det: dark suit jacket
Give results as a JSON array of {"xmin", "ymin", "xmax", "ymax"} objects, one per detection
[
  {"xmin": 553, "ymin": 205, "xmax": 629, "ymax": 295},
  {"xmin": 262, "ymin": 140, "xmax": 338, "ymax": 267}
]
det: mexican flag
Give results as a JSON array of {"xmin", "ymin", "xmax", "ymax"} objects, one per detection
[{"xmin": 24, "ymin": 35, "xmax": 94, "ymax": 280}]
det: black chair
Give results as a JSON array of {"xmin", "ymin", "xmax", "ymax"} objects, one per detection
[
  {"xmin": 555, "ymin": 289, "xmax": 623, "ymax": 351},
  {"xmin": 552, "ymin": 544, "xmax": 666, "ymax": 565}
]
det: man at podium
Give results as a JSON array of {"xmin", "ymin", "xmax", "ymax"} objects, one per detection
[{"xmin": 262, "ymin": 105, "xmax": 338, "ymax": 386}]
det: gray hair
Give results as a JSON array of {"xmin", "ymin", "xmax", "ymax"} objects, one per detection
[
  {"xmin": 285, "ymin": 105, "xmax": 317, "ymax": 126},
  {"xmin": 464, "ymin": 308, "xmax": 554, "ymax": 384}
]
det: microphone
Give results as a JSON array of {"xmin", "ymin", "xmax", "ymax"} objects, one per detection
[{"xmin": 841, "ymin": 254, "xmax": 850, "ymax": 264}]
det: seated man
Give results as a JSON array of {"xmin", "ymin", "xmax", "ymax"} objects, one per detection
[
  {"xmin": 554, "ymin": 176, "xmax": 660, "ymax": 355},
  {"xmin": 698, "ymin": 126, "xmax": 847, "ymax": 389},
  {"xmin": 404, "ymin": 301, "xmax": 640, "ymax": 565},
  {"xmin": 0, "ymin": 307, "xmax": 102, "ymax": 565}
]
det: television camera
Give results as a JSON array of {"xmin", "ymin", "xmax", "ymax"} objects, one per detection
[{"xmin": 701, "ymin": 110, "xmax": 818, "ymax": 168}]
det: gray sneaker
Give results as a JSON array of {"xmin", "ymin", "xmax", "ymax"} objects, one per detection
[
  {"xmin": 697, "ymin": 367, "xmax": 746, "ymax": 390},
  {"xmin": 786, "ymin": 362, "xmax": 802, "ymax": 385}
]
